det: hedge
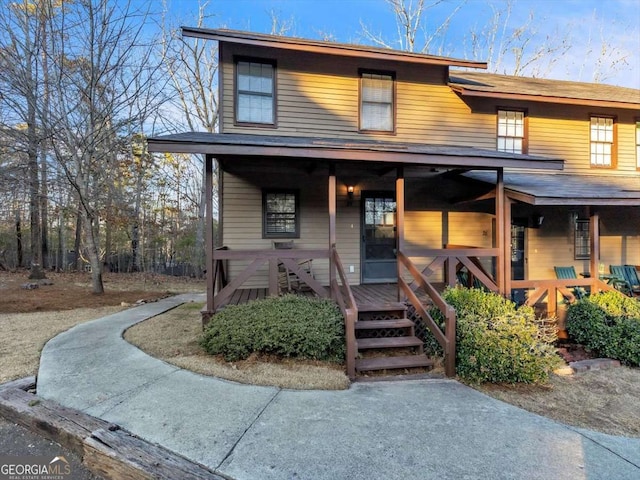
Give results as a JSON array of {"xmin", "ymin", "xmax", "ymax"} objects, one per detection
[{"xmin": 200, "ymin": 295, "xmax": 345, "ymax": 362}]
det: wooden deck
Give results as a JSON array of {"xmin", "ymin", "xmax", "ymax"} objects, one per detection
[{"xmin": 220, "ymin": 283, "xmax": 436, "ymax": 309}]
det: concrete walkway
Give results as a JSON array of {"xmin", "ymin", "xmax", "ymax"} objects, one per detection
[{"xmin": 38, "ymin": 295, "xmax": 640, "ymax": 480}]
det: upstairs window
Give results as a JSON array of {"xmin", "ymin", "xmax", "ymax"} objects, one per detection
[
  {"xmin": 590, "ymin": 116, "xmax": 614, "ymax": 167},
  {"xmin": 497, "ymin": 110, "xmax": 525, "ymax": 154},
  {"xmin": 360, "ymin": 71, "xmax": 395, "ymax": 132},
  {"xmin": 236, "ymin": 60, "xmax": 275, "ymax": 125},
  {"xmin": 263, "ymin": 190, "xmax": 299, "ymax": 238}
]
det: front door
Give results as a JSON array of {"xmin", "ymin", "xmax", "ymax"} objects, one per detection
[
  {"xmin": 511, "ymin": 223, "xmax": 526, "ymax": 303},
  {"xmin": 361, "ymin": 192, "xmax": 397, "ymax": 283}
]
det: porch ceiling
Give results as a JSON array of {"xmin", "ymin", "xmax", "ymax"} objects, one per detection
[
  {"xmin": 147, "ymin": 132, "xmax": 564, "ymax": 171},
  {"xmin": 463, "ymin": 171, "xmax": 640, "ymax": 206}
]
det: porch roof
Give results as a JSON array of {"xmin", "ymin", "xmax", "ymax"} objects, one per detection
[
  {"xmin": 464, "ymin": 171, "xmax": 640, "ymax": 206},
  {"xmin": 449, "ymin": 71, "xmax": 640, "ymax": 110},
  {"xmin": 147, "ymin": 132, "xmax": 564, "ymax": 171}
]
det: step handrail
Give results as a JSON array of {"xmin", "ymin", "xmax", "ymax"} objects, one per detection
[
  {"xmin": 398, "ymin": 251, "xmax": 456, "ymax": 377},
  {"xmin": 330, "ymin": 244, "xmax": 357, "ymax": 380}
]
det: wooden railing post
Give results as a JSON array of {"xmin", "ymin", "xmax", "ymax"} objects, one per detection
[
  {"xmin": 396, "ymin": 166, "xmax": 405, "ymax": 302},
  {"xmin": 205, "ymin": 155, "xmax": 215, "ymax": 313},
  {"xmin": 496, "ymin": 168, "xmax": 505, "ymax": 295},
  {"xmin": 328, "ymin": 164, "xmax": 336, "ymax": 298},
  {"xmin": 268, "ymin": 257, "xmax": 278, "ymax": 297}
]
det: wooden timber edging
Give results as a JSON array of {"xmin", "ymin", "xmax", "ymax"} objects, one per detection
[{"xmin": 0, "ymin": 378, "xmax": 222, "ymax": 480}]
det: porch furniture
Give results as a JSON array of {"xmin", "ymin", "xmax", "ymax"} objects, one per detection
[
  {"xmin": 553, "ymin": 266, "xmax": 587, "ymax": 300},
  {"xmin": 609, "ymin": 265, "xmax": 640, "ymax": 296},
  {"xmin": 273, "ymin": 241, "xmax": 314, "ymax": 293}
]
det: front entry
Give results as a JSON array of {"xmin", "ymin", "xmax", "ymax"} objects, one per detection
[
  {"xmin": 511, "ymin": 222, "xmax": 526, "ymax": 303},
  {"xmin": 361, "ymin": 192, "xmax": 397, "ymax": 283}
]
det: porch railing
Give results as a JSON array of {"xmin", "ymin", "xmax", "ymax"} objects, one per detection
[
  {"xmin": 210, "ymin": 247, "xmax": 330, "ymax": 311},
  {"xmin": 404, "ymin": 246, "xmax": 499, "ymax": 293},
  {"xmin": 330, "ymin": 245, "xmax": 358, "ymax": 380},
  {"xmin": 398, "ymin": 251, "xmax": 456, "ymax": 377},
  {"xmin": 512, "ymin": 278, "xmax": 618, "ymax": 317}
]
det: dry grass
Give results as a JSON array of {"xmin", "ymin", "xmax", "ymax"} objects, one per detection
[
  {"xmin": 0, "ymin": 306, "xmax": 125, "ymax": 384},
  {"xmin": 124, "ymin": 303, "xmax": 350, "ymax": 390},
  {"xmin": 0, "ymin": 271, "xmax": 204, "ymax": 313},
  {"xmin": 477, "ymin": 367, "xmax": 640, "ymax": 438}
]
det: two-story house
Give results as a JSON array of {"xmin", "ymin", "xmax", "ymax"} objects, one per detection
[{"xmin": 148, "ymin": 28, "xmax": 640, "ymax": 379}]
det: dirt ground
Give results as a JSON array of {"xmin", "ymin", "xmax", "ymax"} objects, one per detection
[
  {"xmin": 0, "ymin": 271, "xmax": 205, "ymax": 384},
  {"xmin": 0, "ymin": 270, "xmax": 204, "ymax": 313}
]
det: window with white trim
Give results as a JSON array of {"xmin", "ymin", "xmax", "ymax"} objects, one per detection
[
  {"xmin": 236, "ymin": 60, "xmax": 275, "ymax": 124},
  {"xmin": 360, "ymin": 72, "xmax": 394, "ymax": 132},
  {"xmin": 497, "ymin": 110, "xmax": 525, "ymax": 154},
  {"xmin": 590, "ymin": 116, "xmax": 614, "ymax": 167}
]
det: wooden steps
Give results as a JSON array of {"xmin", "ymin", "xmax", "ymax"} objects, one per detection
[
  {"xmin": 353, "ymin": 304, "xmax": 433, "ymax": 376},
  {"xmin": 357, "ymin": 336, "xmax": 423, "ymax": 349},
  {"xmin": 356, "ymin": 355, "xmax": 434, "ymax": 372},
  {"xmin": 355, "ymin": 319, "xmax": 415, "ymax": 330}
]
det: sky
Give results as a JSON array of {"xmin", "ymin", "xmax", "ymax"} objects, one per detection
[{"xmin": 160, "ymin": 0, "xmax": 640, "ymax": 89}]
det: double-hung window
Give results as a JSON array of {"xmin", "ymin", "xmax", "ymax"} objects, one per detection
[
  {"xmin": 590, "ymin": 116, "xmax": 614, "ymax": 167},
  {"xmin": 236, "ymin": 60, "xmax": 275, "ymax": 125},
  {"xmin": 360, "ymin": 71, "xmax": 395, "ymax": 132},
  {"xmin": 263, "ymin": 190, "xmax": 299, "ymax": 238},
  {"xmin": 497, "ymin": 110, "xmax": 526, "ymax": 154}
]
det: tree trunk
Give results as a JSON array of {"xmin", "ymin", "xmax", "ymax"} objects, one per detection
[
  {"xmin": 73, "ymin": 204, "xmax": 82, "ymax": 272},
  {"xmin": 15, "ymin": 209, "xmax": 23, "ymax": 268},
  {"xmin": 28, "ymin": 119, "xmax": 45, "ymax": 280},
  {"xmin": 57, "ymin": 208, "xmax": 64, "ymax": 271},
  {"xmin": 84, "ymin": 213, "xmax": 104, "ymax": 294}
]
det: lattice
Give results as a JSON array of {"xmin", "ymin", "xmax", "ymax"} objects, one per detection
[
  {"xmin": 356, "ymin": 327, "xmax": 410, "ymax": 339},
  {"xmin": 358, "ymin": 311, "xmax": 404, "ymax": 321}
]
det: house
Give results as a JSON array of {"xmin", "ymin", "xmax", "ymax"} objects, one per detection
[{"xmin": 148, "ymin": 28, "xmax": 640, "ymax": 379}]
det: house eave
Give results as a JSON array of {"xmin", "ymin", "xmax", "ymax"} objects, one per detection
[
  {"xmin": 181, "ymin": 27, "xmax": 488, "ymax": 69},
  {"xmin": 449, "ymin": 85, "xmax": 640, "ymax": 110},
  {"xmin": 147, "ymin": 134, "xmax": 564, "ymax": 171}
]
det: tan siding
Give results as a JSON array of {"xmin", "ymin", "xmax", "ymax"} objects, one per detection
[
  {"xmin": 525, "ymin": 206, "xmax": 640, "ymax": 280},
  {"xmin": 221, "ymin": 43, "xmax": 494, "ymax": 148},
  {"xmin": 221, "ymin": 43, "xmax": 639, "ymax": 178}
]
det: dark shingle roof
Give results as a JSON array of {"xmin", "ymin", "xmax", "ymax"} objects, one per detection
[
  {"xmin": 181, "ymin": 28, "xmax": 487, "ymax": 69},
  {"xmin": 449, "ymin": 71, "xmax": 640, "ymax": 109},
  {"xmin": 464, "ymin": 171, "xmax": 640, "ymax": 205},
  {"xmin": 147, "ymin": 132, "xmax": 563, "ymax": 171}
]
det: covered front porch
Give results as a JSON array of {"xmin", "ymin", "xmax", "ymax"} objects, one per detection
[{"xmin": 148, "ymin": 132, "xmax": 566, "ymax": 379}]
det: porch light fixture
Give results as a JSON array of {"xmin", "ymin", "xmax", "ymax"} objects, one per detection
[{"xmin": 347, "ymin": 185, "xmax": 354, "ymax": 206}]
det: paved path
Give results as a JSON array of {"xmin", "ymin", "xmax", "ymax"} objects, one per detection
[{"xmin": 38, "ymin": 295, "xmax": 640, "ymax": 480}]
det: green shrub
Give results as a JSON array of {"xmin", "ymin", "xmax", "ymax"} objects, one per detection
[
  {"xmin": 200, "ymin": 295, "xmax": 345, "ymax": 362},
  {"xmin": 566, "ymin": 291, "xmax": 640, "ymax": 366},
  {"xmin": 427, "ymin": 287, "xmax": 560, "ymax": 384}
]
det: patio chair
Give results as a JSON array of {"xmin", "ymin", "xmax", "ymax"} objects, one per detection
[
  {"xmin": 553, "ymin": 266, "xmax": 587, "ymax": 300},
  {"xmin": 609, "ymin": 265, "xmax": 639, "ymax": 297},
  {"xmin": 273, "ymin": 241, "xmax": 314, "ymax": 293},
  {"xmin": 623, "ymin": 265, "xmax": 640, "ymax": 295}
]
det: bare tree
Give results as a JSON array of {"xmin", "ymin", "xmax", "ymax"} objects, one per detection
[
  {"xmin": 0, "ymin": 0, "xmax": 48, "ymax": 279},
  {"xmin": 360, "ymin": 0, "xmax": 464, "ymax": 54},
  {"xmin": 44, "ymin": 0, "xmax": 164, "ymax": 293}
]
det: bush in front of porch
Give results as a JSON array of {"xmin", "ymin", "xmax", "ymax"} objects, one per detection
[
  {"xmin": 200, "ymin": 295, "xmax": 345, "ymax": 363},
  {"xmin": 428, "ymin": 287, "xmax": 561, "ymax": 384},
  {"xmin": 566, "ymin": 291, "xmax": 640, "ymax": 366}
]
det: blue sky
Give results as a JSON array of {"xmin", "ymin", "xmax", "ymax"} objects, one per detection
[{"xmin": 161, "ymin": 0, "xmax": 640, "ymax": 88}]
